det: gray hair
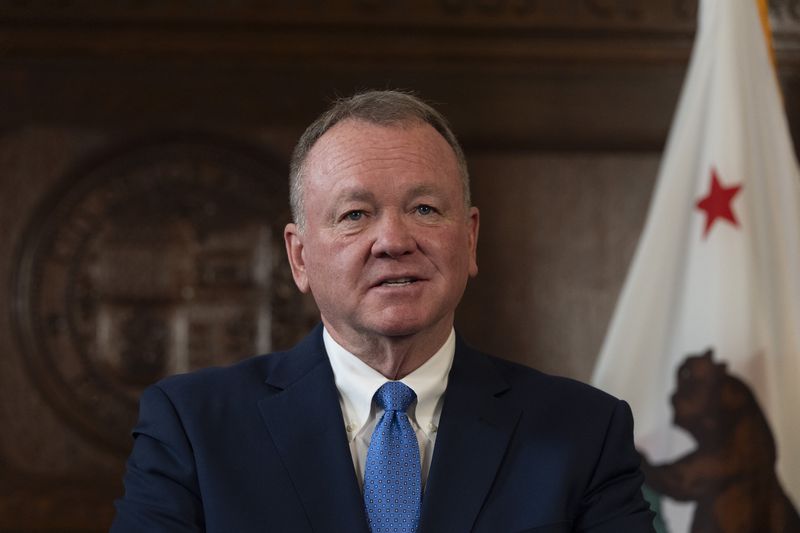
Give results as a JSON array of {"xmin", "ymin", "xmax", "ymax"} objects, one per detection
[{"xmin": 289, "ymin": 90, "xmax": 470, "ymax": 229}]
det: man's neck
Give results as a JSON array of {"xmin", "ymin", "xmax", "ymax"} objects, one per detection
[{"xmin": 321, "ymin": 320, "xmax": 453, "ymax": 380}]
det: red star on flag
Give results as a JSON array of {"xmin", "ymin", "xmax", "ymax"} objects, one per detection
[{"xmin": 696, "ymin": 168, "xmax": 743, "ymax": 238}]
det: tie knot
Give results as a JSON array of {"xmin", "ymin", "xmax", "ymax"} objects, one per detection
[{"xmin": 374, "ymin": 381, "xmax": 416, "ymax": 413}]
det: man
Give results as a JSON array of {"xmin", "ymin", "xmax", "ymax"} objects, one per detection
[{"xmin": 111, "ymin": 90, "xmax": 655, "ymax": 532}]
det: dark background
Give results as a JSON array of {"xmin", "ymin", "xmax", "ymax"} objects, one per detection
[{"xmin": 2, "ymin": 1, "xmax": 800, "ymax": 530}]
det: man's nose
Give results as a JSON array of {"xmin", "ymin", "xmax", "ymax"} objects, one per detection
[{"xmin": 371, "ymin": 213, "xmax": 416, "ymax": 258}]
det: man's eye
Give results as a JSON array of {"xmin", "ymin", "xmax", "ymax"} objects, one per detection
[
  {"xmin": 416, "ymin": 205, "xmax": 435, "ymax": 215},
  {"xmin": 345, "ymin": 211, "xmax": 364, "ymax": 221}
]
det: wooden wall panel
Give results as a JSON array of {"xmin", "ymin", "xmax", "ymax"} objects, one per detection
[
  {"xmin": 0, "ymin": 128, "xmax": 120, "ymax": 530},
  {"xmin": 458, "ymin": 152, "xmax": 659, "ymax": 380}
]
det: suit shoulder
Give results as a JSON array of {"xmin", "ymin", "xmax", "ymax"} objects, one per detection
[
  {"xmin": 481, "ymin": 351, "xmax": 622, "ymax": 409},
  {"xmin": 145, "ymin": 325, "xmax": 328, "ymax": 407},
  {"xmin": 151, "ymin": 350, "xmax": 289, "ymax": 403}
]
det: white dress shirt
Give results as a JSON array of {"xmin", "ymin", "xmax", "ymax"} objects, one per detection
[{"xmin": 323, "ymin": 328, "xmax": 455, "ymax": 490}]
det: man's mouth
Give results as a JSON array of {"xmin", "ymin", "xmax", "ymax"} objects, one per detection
[{"xmin": 379, "ymin": 277, "xmax": 418, "ymax": 287}]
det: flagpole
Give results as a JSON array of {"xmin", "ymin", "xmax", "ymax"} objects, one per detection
[{"xmin": 757, "ymin": 0, "xmax": 777, "ymax": 70}]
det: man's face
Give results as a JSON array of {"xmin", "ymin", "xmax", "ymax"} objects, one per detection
[{"xmin": 284, "ymin": 119, "xmax": 479, "ymax": 347}]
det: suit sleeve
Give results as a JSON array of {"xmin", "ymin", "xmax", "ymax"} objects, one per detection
[
  {"xmin": 575, "ymin": 399, "xmax": 656, "ymax": 533},
  {"xmin": 110, "ymin": 385, "xmax": 205, "ymax": 533}
]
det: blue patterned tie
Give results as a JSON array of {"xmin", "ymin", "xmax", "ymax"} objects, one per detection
[{"xmin": 363, "ymin": 381, "xmax": 421, "ymax": 533}]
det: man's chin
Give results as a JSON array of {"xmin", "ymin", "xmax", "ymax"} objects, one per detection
[
  {"xmin": 358, "ymin": 318, "xmax": 423, "ymax": 339},
  {"xmin": 364, "ymin": 313, "xmax": 452, "ymax": 341},
  {"xmin": 321, "ymin": 306, "xmax": 452, "ymax": 344}
]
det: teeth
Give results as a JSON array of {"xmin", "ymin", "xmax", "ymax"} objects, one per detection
[{"xmin": 382, "ymin": 278, "xmax": 414, "ymax": 286}]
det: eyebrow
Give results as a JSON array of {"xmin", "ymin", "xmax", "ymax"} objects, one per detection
[
  {"xmin": 330, "ymin": 184, "xmax": 445, "ymax": 208},
  {"xmin": 404, "ymin": 184, "xmax": 440, "ymax": 199}
]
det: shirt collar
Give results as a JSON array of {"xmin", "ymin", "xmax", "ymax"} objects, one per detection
[{"xmin": 324, "ymin": 327, "xmax": 455, "ymax": 435}]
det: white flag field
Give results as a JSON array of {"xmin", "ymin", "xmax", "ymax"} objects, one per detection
[{"xmin": 592, "ymin": 0, "xmax": 800, "ymax": 531}]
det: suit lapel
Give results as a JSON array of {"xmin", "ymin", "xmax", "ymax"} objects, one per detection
[
  {"xmin": 257, "ymin": 327, "xmax": 369, "ymax": 533},
  {"xmin": 419, "ymin": 340, "xmax": 521, "ymax": 533}
]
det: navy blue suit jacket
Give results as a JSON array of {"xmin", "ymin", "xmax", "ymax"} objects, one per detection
[{"xmin": 112, "ymin": 325, "xmax": 654, "ymax": 532}]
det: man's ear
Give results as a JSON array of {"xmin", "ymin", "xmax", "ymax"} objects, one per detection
[
  {"xmin": 467, "ymin": 206, "xmax": 480, "ymax": 278},
  {"xmin": 284, "ymin": 223, "xmax": 310, "ymax": 293}
]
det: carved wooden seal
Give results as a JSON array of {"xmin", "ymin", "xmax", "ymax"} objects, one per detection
[{"xmin": 12, "ymin": 138, "xmax": 313, "ymax": 453}]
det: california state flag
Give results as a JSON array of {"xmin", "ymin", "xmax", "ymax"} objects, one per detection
[{"xmin": 591, "ymin": 0, "xmax": 800, "ymax": 531}]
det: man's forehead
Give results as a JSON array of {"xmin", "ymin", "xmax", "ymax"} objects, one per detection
[
  {"xmin": 325, "ymin": 116, "xmax": 427, "ymax": 136},
  {"xmin": 330, "ymin": 183, "xmax": 445, "ymax": 203},
  {"xmin": 306, "ymin": 119, "xmax": 457, "ymax": 172}
]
